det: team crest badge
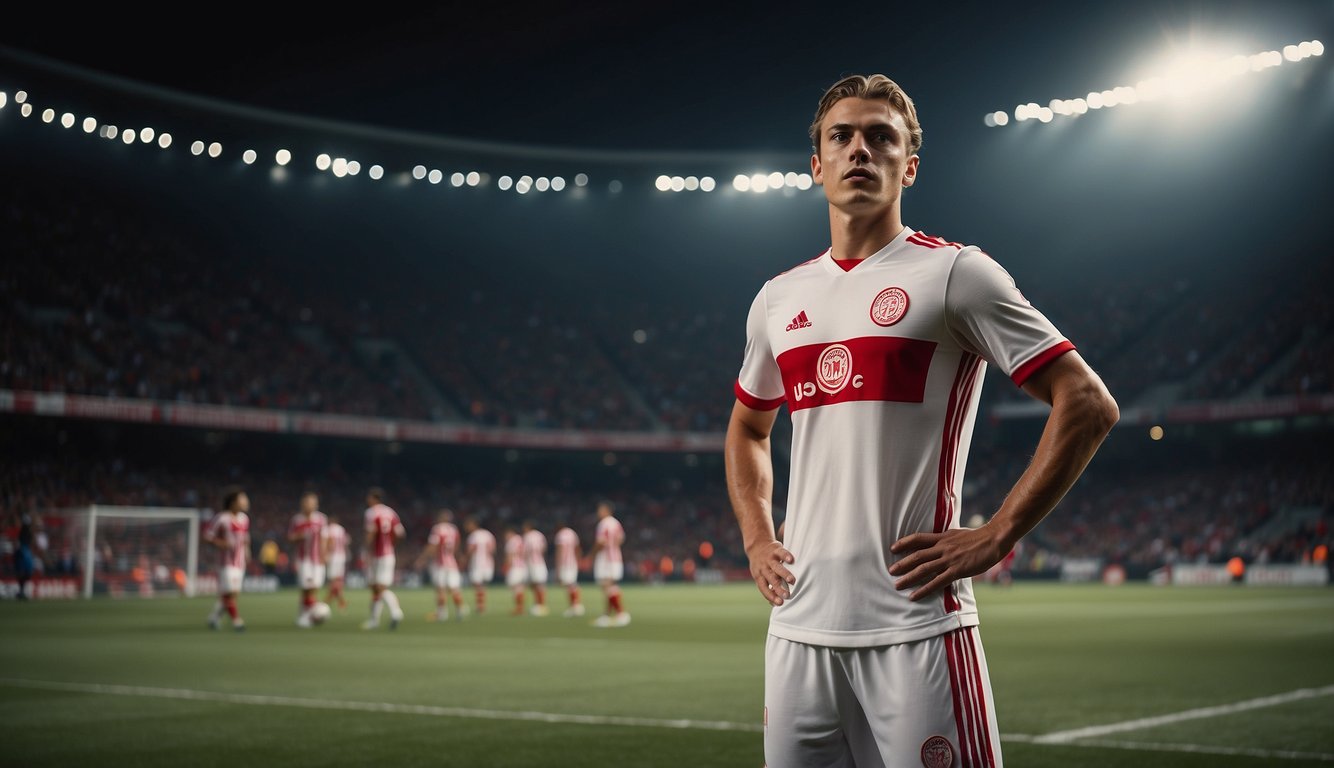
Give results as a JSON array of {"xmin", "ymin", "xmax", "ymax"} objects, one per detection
[
  {"xmin": 816, "ymin": 344, "xmax": 852, "ymax": 394},
  {"xmin": 920, "ymin": 735, "xmax": 954, "ymax": 768},
  {"xmin": 870, "ymin": 286, "xmax": 910, "ymax": 326}
]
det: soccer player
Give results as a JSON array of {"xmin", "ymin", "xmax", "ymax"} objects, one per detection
[
  {"xmin": 287, "ymin": 491, "xmax": 328, "ymax": 628},
  {"xmin": 521, "ymin": 520, "xmax": 550, "ymax": 617},
  {"xmin": 205, "ymin": 487, "xmax": 251, "ymax": 632},
  {"xmin": 502, "ymin": 525, "xmax": 529, "ymax": 616},
  {"xmin": 416, "ymin": 509, "xmax": 467, "ymax": 621},
  {"xmin": 463, "ymin": 518, "xmax": 496, "ymax": 614},
  {"xmin": 323, "ymin": 515, "xmax": 349, "ymax": 610},
  {"xmin": 553, "ymin": 520, "xmax": 584, "ymax": 617},
  {"xmin": 361, "ymin": 487, "xmax": 405, "ymax": 630},
  {"xmin": 590, "ymin": 501, "xmax": 629, "ymax": 627},
  {"xmin": 725, "ymin": 74, "xmax": 1119, "ymax": 767}
]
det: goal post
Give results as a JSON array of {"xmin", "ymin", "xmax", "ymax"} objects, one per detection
[{"xmin": 51, "ymin": 506, "xmax": 203, "ymax": 599}]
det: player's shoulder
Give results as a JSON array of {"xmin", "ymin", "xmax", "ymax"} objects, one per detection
[
  {"xmin": 769, "ymin": 249, "xmax": 830, "ymax": 282},
  {"xmin": 904, "ymin": 230, "xmax": 970, "ymax": 254}
]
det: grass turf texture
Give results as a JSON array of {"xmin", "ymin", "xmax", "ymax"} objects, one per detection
[{"xmin": 1, "ymin": 583, "xmax": 1331, "ymax": 767}]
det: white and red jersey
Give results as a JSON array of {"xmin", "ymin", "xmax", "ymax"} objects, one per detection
[
  {"xmin": 288, "ymin": 511, "xmax": 328, "ymax": 565},
  {"xmin": 207, "ymin": 511, "xmax": 250, "ymax": 570},
  {"xmin": 467, "ymin": 528, "xmax": 496, "ymax": 570},
  {"xmin": 735, "ymin": 227, "xmax": 1073, "ymax": 648},
  {"xmin": 504, "ymin": 533, "xmax": 524, "ymax": 566},
  {"xmin": 364, "ymin": 504, "xmax": 402, "ymax": 558},
  {"xmin": 595, "ymin": 516, "xmax": 624, "ymax": 564},
  {"xmin": 324, "ymin": 523, "xmax": 348, "ymax": 561},
  {"xmin": 522, "ymin": 529, "xmax": 547, "ymax": 570},
  {"xmin": 554, "ymin": 527, "xmax": 580, "ymax": 571},
  {"xmin": 428, "ymin": 522, "xmax": 461, "ymax": 569}
]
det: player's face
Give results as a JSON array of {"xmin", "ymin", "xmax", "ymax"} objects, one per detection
[
  {"xmin": 811, "ymin": 98, "xmax": 919, "ymax": 215},
  {"xmin": 301, "ymin": 494, "xmax": 317, "ymax": 513},
  {"xmin": 235, "ymin": 493, "xmax": 250, "ymax": 513}
]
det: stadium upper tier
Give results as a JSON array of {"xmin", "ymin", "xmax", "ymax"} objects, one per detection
[{"xmin": 2, "ymin": 186, "xmax": 1330, "ymax": 434}]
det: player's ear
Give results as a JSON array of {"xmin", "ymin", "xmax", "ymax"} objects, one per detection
[
  {"xmin": 811, "ymin": 151, "xmax": 824, "ymax": 185},
  {"xmin": 902, "ymin": 154, "xmax": 920, "ymax": 188}
]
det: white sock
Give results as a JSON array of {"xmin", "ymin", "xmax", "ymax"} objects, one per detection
[
  {"xmin": 208, "ymin": 601, "xmax": 223, "ymax": 621},
  {"xmin": 383, "ymin": 590, "xmax": 403, "ymax": 620},
  {"xmin": 371, "ymin": 599, "xmax": 384, "ymax": 623}
]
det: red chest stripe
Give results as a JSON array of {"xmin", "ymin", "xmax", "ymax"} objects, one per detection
[{"xmin": 776, "ymin": 336, "xmax": 937, "ymax": 412}]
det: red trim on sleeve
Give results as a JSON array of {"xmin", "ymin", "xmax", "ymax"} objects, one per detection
[
  {"xmin": 1010, "ymin": 341, "xmax": 1076, "ymax": 387},
  {"xmin": 734, "ymin": 380, "xmax": 786, "ymax": 411}
]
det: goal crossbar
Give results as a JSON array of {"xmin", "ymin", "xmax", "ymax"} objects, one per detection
[{"xmin": 73, "ymin": 506, "xmax": 202, "ymax": 599}]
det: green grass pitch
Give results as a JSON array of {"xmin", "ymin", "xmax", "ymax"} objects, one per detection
[{"xmin": 1, "ymin": 583, "xmax": 1331, "ymax": 767}]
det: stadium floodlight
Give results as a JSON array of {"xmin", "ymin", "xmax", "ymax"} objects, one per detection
[
  {"xmin": 139, "ymin": 127, "xmax": 155, "ymax": 143},
  {"xmin": 796, "ymin": 173, "xmax": 813, "ymax": 191},
  {"xmin": 411, "ymin": 164, "xmax": 427, "ymax": 180},
  {"xmin": 0, "ymin": 91, "xmax": 7, "ymax": 109},
  {"xmin": 368, "ymin": 164, "xmax": 384, "ymax": 179},
  {"xmin": 450, "ymin": 172, "xmax": 465, "ymax": 187},
  {"xmin": 14, "ymin": 90, "xmax": 26, "ymax": 103},
  {"xmin": 82, "ymin": 116, "xmax": 96, "ymax": 133},
  {"xmin": 684, "ymin": 176, "xmax": 699, "ymax": 191},
  {"xmin": 750, "ymin": 173, "xmax": 770, "ymax": 193},
  {"xmin": 242, "ymin": 149, "xmax": 257, "ymax": 165},
  {"xmin": 655, "ymin": 174, "xmax": 672, "ymax": 191},
  {"xmin": 466, "ymin": 171, "xmax": 481, "ymax": 187},
  {"xmin": 783, "ymin": 171, "xmax": 799, "ymax": 187},
  {"xmin": 122, "ymin": 129, "xmax": 136, "ymax": 145},
  {"xmin": 608, "ymin": 179, "xmax": 623, "ymax": 193},
  {"xmin": 275, "ymin": 149, "xmax": 292, "ymax": 166},
  {"xmin": 498, "ymin": 175, "xmax": 514, "ymax": 190},
  {"xmin": 574, "ymin": 172, "xmax": 589, "ymax": 187},
  {"xmin": 158, "ymin": 133, "xmax": 172, "ymax": 149},
  {"xmin": 733, "ymin": 174, "xmax": 751, "ymax": 192},
  {"xmin": 316, "ymin": 153, "xmax": 332, "ymax": 170},
  {"xmin": 427, "ymin": 168, "xmax": 442, "ymax": 184},
  {"xmin": 535, "ymin": 176, "xmax": 551, "ymax": 192},
  {"xmin": 550, "ymin": 175, "xmax": 565, "ymax": 191},
  {"xmin": 60, "ymin": 112, "xmax": 75, "ymax": 128},
  {"xmin": 766, "ymin": 171, "xmax": 784, "ymax": 189},
  {"xmin": 346, "ymin": 160, "xmax": 361, "ymax": 176},
  {"xmin": 516, "ymin": 177, "xmax": 532, "ymax": 194},
  {"xmin": 190, "ymin": 140, "xmax": 204, "ymax": 155},
  {"xmin": 669, "ymin": 176, "xmax": 684, "ymax": 192},
  {"xmin": 208, "ymin": 142, "xmax": 222, "ymax": 158},
  {"xmin": 41, "ymin": 107, "xmax": 54, "ymax": 123},
  {"xmin": 19, "ymin": 103, "xmax": 32, "ymax": 118},
  {"xmin": 700, "ymin": 176, "xmax": 716, "ymax": 192}
]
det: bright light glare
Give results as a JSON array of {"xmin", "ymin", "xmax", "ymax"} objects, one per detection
[
  {"xmin": 994, "ymin": 110, "xmax": 1009, "ymax": 126},
  {"xmin": 369, "ymin": 165, "xmax": 384, "ymax": 180},
  {"xmin": 191, "ymin": 140, "xmax": 204, "ymax": 155},
  {"xmin": 669, "ymin": 176, "xmax": 685, "ymax": 192},
  {"xmin": 412, "ymin": 165, "xmax": 427, "ymax": 180},
  {"xmin": 41, "ymin": 108, "xmax": 54, "ymax": 123},
  {"xmin": 766, "ymin": 171, "xmax": 784, "ymax": 189},
  {"xmin": 655, "ymin": 175, "xmax": 672, "ymax": 191},
  {"xmin": 158, "ymin": 133, "xmax": 172, "ymax": 149},
  {"xmin": 82, "ymin": 117, "xmax": 96, "ymax": 133},
  {"xmin": 242, "ymin": 149, "xmax": 257, "ymax": 164},
  {"xmin": 535, "ymin": 177, "xmax": 551, "ymax": 192},
  {"xmin": 684, "ymin": 176, "xmax": 699, "ymax": 191},
  {"xmin": 208, "ymin": 142, "xmax": 222, "ymax": 158},
  {"xmin": 275, "ymin": 149, "xmax": 292, "ymax": 166},
  {"xmin": 122, "ymin": 130, "xmax": 135, "ymax": 145},
  {"xmin": 139, "ymin": 127, "xmax": 155, "ymax": 143},
  {"xmin": 498, "ymin": 175, "xmax": 513, "ymax": 191},
  {"xmin": 15, "ymin": 90, "xmax": 27, "ymax": 103},
  {"xmin": 750, "ymin": 173, "xmax": 769, "ymax": 193},
  {"xmin": 347, "ymin": 160, "xmax": 361, "ymax": 176},
  {"xmin": 700, "ymin": 176, "xmax": 716, "ymax": 192},
  {"xmin": 19, "ymin": 104, "xmax": 32, "ymax": 118},
  {"xmin": 316, "ymin": 153, "xmax": 332, "ymax": 170},
  {"xmin": 60, "ymin": 112, "xmax": 75, "ymax": 128},
  {"xmin": 732, "ymin": 174, "xmax": 751, "ymax": 192},
  {"xmin": 796, "ymin": 174, "xmax": 813, "ymax": 191},
  {"xmin": 450, "ymin": 172, "xmax": 465, "ymax": 187},
  {"xmin": 427, "ymin": 169, "xmax": 442, "ymax": 184},
  {"xmin": 574, "ymin": 173, "xmax": 589, "ymax": 187},
  {"xmin": 0, "ymin": 92, "xmax": 6, "ymax": 109},
  {"xmin": 466, "ymin": 171, "xmax": 481, "ymax": 187}
]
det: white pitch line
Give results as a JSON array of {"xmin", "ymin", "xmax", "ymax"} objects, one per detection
[
  {"xmin": 0, "ymin": 678, "xmax": 762, "ymax": 733},
  {"xmin": 1032, "ymin": 684, "xmax": 1334, "ymax": 744},
  {"xmin": 1006, "ymin": 736, "xmax": 1334, "ymax": 763}
]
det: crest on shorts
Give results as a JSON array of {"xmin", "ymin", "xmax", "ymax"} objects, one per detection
[
  {"xmin": 920, "ymin": 735, "xmax": 954, "ymax": 768},
  {"xmin": 815, "ymin": 344, "xmax": 853, "ymax": 394},
  {"xmin": 870, "ymin": 286, "xmax": 910, "ymax": 326}
]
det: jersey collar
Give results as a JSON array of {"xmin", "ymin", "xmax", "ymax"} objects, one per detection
[{"xmin": 822, "ymin": 226, "xmax": 917, "ymax": 275}]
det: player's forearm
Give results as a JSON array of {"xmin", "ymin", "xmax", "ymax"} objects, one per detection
[
  {"xmin": 988, "ymin": 379, "xmax": 1118, "ymax": 550},
  {"xmin": 725, "ymin": 421, "xmax": 777, "ymax": 552}
]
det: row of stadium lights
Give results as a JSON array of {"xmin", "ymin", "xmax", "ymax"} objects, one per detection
[
  {"xmin": 0, "ymin": 89, "xmax": 809, "ymax": 197},
  {"xmin": 984, "ymin": 40, "xmax": 1325, "ymax": 127}
]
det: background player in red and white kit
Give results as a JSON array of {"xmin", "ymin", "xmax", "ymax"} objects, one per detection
[
  {"xmin": 553, "ymin": 521, "xmax": 584, "ymax": 617},
  {"xmin": 521, "ymin": 520, "xmax": 549, "ymax": 617},
  {"xmin": 726, "ymin": 74, "xmax": 1118, "ymax": 767},
  {"xmin": 205, "ymin": 486, "xmax": 250, "ymax": 632},
  {"xmin": 415, "ymin": 509, "xmax": 467, "ymax": 621},
  {"xmin": 323, "ymin": 516, "xmax": 349, "ymax": 611},
  {"xmin": 362, "ymin": 487, "xmax": 405, "ymax": 630},
  {"xmin": 502, "ymin": 525, "xmax": 528, "ymax": 616},
  {"xmin": 463, "ymin": 518, "xmax": 495, "ymax": 614},
  {"xmin": 590, "ymin": 501, "xmax": 629, "ymax": 628},
  {"xmin": 287, "ymin": 491, "xmax": 328, "ymax": 628}
]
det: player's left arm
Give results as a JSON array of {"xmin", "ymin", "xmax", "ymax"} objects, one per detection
[{"xmin": 889, "ymin": 351, "xmax": 1118, "ymax": 600}]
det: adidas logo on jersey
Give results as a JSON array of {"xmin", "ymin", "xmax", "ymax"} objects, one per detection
[{"xmin": 786, "ymin": 311, "xmax": 813, "ymax": 332}]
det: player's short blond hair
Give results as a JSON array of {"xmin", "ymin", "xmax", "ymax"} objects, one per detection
[{"xmin": 809, "ymin": 74, "xmax": 923, "ymax": 155}]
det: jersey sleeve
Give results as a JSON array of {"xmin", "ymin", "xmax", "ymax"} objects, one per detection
[
  {"xmin": 734, "ymin": 284, "xmax": 786, "ymax": 410},
  {"xmin": 428, "ymin": 526, "xmax": 441, "ymax": 546},
  {"xmin": 944, "ymin": 247, "xmax": 1075, "ymax": 387}
]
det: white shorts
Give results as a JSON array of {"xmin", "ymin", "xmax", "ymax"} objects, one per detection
[
  {"xmin": 506, "ymin": 564, "xmax": 529, "ymax": 588},
  {"xmin": 327, "ymin": 555, "xmax": 346, "ymax": 580},
  {"xmin": 593, "ymin": 555, "xmax": 623, "ymax": 583},
  {"xmin": 557, "ymin": 565, "xmax": 578, "ymax": 586},
  {"xmin": 470, "ymin": 563, "xmax": 494, "ymax": 586},
  {"xmin": 220, "ymin": 566, "xmax": 243, "ymax": 595},
  {"xmin": 527, "ymin": 562, "xmax": 549, "ymax": 585},
  {"xmin": 297, "ymin": 560, "xmax": 326, "ymax": 590},
  {"xmin": 763, "ymin": 627, "xmax": 1001, "ymax": 768},
  {"xmin": 370, "ymin": 555, "xmax": 396, "ymax": 587},
  {"xmin": 430, "ymin": 565, "xmax": 462, "ymax": 590}
]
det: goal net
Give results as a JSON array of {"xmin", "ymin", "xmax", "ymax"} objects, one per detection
[{"xmin": 44, "ymin": 506, "xmax": 201, "ymax": 599}]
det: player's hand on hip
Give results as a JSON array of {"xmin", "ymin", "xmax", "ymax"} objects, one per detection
[
  {"xmin": 889, "ymin": 527, "xmax": 1004, "ymax": 602},
  {"xmin": 746, "ymin": 540, "xmax": 795, "ymax": 607}
]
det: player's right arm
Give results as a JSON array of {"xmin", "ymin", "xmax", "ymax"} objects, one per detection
[{"xmin": 725, "ymin": 400, "xmax": 793, "ymax": 607}]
